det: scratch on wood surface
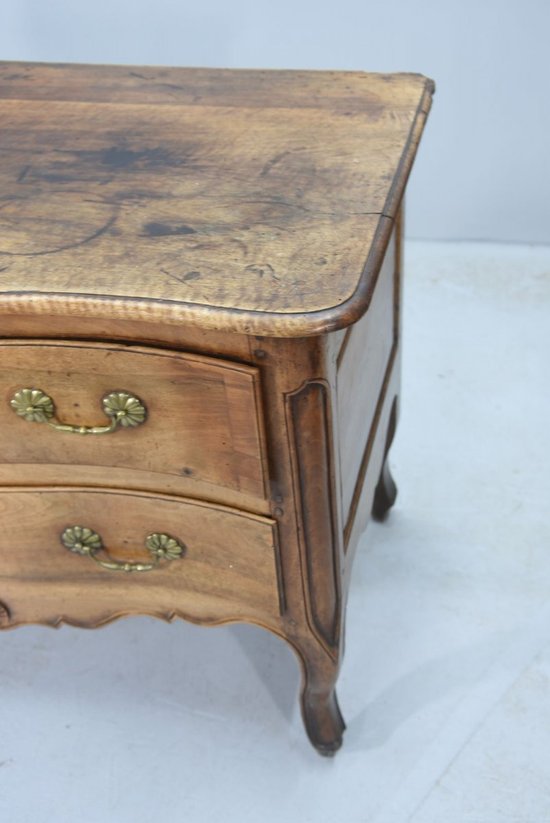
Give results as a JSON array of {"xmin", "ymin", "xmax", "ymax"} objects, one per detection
[
  {"xmin": 16, "ymin": 165, "xmax": 31, "ymax": 183},
  {"xmin": 0, "ymin": 211, "xmax": 119, "ymax": 258},
  {"xmin": 259, "ymin": 150, "xmax": 292, "ymax": 177},
  {"xmin": 160, "ymin": 268, "xmax": 202, "ymax": 286}
]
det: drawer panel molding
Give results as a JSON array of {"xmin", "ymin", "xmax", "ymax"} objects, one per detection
[
  {"xmin": 0, "ymin": 340, "xmax": 269, "ymax": 499},
  {"xmin": 0, "ymin": 487, "xmax": 282, "ymax": 627}
]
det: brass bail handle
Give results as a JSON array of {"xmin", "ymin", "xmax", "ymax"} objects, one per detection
[
  {"xmin": 61, "ymin": 526, "xmax": 185, "ymax": 573},
  {"xmin": 10, "ymin": 388, "xmax": 147, "ymax": 435}
]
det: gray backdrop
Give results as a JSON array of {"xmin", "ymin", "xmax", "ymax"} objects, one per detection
[{"xmin": 1, "ymin": 0, "xmax": 548, "ymax": 242}]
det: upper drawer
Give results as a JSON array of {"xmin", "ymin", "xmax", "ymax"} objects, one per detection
[{"xmin": 0, "ymin": 341, "xmax": 268, "ymax": 499}]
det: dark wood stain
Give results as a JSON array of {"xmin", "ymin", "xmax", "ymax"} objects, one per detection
[
  {"xmin": 65, "ymin": 145, "xmax": 186, "ymax": 170},
  {"xmin": 143, "ymin": 222, "xmax": 196, "ymax": 237},
  {"xmin": 244, "ymin": 263, "xmax": 275, "ymax": 279},
  {"xmin": 0, "ymin": 64, "xmax": 433, "ymax": 333}
]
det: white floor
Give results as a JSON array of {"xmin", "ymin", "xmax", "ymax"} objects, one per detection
[{"xmin": 1, "ymin": 241, "xmax": 549, "ymax": 822}]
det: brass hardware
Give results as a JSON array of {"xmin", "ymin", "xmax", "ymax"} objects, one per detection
[
  {"xmin": 61, "ymin": 526, "xmax": 185, "ymax": 573},
  {"xmin": 10, "ymin": 388, "xmax": 146, "ymax": 434}
]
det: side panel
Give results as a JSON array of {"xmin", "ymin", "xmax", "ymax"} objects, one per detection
[{"xmin": 336, "ymin": 226, "xmax": 398, "ymax": 534}]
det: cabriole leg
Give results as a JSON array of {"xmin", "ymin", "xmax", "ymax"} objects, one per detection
[
  {"xmin": 292, "ymin": 636, "xmax": 345, "ymax": 756},
  {"xmin": 372, "ymin": 397, "xmax": 398, "ymax": 521}
]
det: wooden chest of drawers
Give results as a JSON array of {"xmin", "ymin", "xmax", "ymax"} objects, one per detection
[{"xmin": 0, "ymin": 62, "xmax": 433, "ymax": 755}]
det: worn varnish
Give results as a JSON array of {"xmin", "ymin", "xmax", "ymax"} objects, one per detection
[
  {"xmin": 0, "ymin": 62, "xmax": 433, "ymax": 335},
  {"xmin": 0, "ymin": 340, "xmax": 268, "ymax": 500},
  {"xmin": 0, "ymin": 487, "xmax": 282, "ymax": 625},
  {"xmin": 0, "ymin": 62, "xmax": 434, "ymax": 756}
]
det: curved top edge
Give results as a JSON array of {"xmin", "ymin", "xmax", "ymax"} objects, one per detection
[{"xmin": 0, "ymin": 213, "xmax": 386, "ymax": 339}]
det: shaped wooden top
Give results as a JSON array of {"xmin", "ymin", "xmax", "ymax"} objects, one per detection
[{"xmin": 0, "ymin": 62, "xmax": 433, "ymax": 336}]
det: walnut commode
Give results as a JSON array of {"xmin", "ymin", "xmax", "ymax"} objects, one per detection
[{"xmin": 0, "ymin": 62, "xmax": 433, "ymax": 755}]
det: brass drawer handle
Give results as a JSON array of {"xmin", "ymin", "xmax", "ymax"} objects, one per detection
[
  {"xmin": 61, "ymin": 526, "xmax": 185, "ymax": 573},
  {"xmin": 10, "ymin": 388, "xmax": 146, "ymax": 435}
]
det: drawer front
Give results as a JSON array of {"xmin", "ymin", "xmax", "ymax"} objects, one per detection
[
  {"xmin": 0, "ymin": 341, "xmax": 268, "ymax": 499},
  {"xmin": 0, "ymin": 487, "xmax": 281, "ymax": 627}
]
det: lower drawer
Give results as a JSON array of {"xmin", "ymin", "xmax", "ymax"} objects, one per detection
[{"xmin": 0, "ymin": 487, "xmax": 281, "ymax": 627}]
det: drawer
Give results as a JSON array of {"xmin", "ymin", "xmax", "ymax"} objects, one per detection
[
  {"xmin": 0, "ymin": 487, "xmax": 281, "ymax": 627},
  {"xmin": 0, "ymin": 341, "xmax": 268, "ymax": 499}
]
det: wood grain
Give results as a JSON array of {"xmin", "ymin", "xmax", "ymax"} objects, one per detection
[
  {"xmin": 0, "ymin": 62, "xmax": 434, "ymax": 336},
  {"xmin": 0, "ymin": 487, "xmax": 281, "ymax": 626},
  {"xmin": 286, "ymin": 380, "xmax": 341, "ymax": 656},
  {"xmin": 0, "ymin": 63, "xmax": 433, "ymax": 110},
  {"xmin": 0, "ymin": 313, "xmax": 253, "ymax": 359},
  {"xmin": 0, "ymin": 340, "xmax": 268, "ymax": 499},
  {"xmin": 337, "ymin": 227, "xmax": 397, "ymax": 524}
]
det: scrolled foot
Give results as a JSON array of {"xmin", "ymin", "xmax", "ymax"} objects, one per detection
[
  {"xmin": 372, "ymin": 459, "xmax": 397, "ymax": 521},
  {"xmin": 301, "ymin": 685, "xmax": 346, "ymax": 756}
]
